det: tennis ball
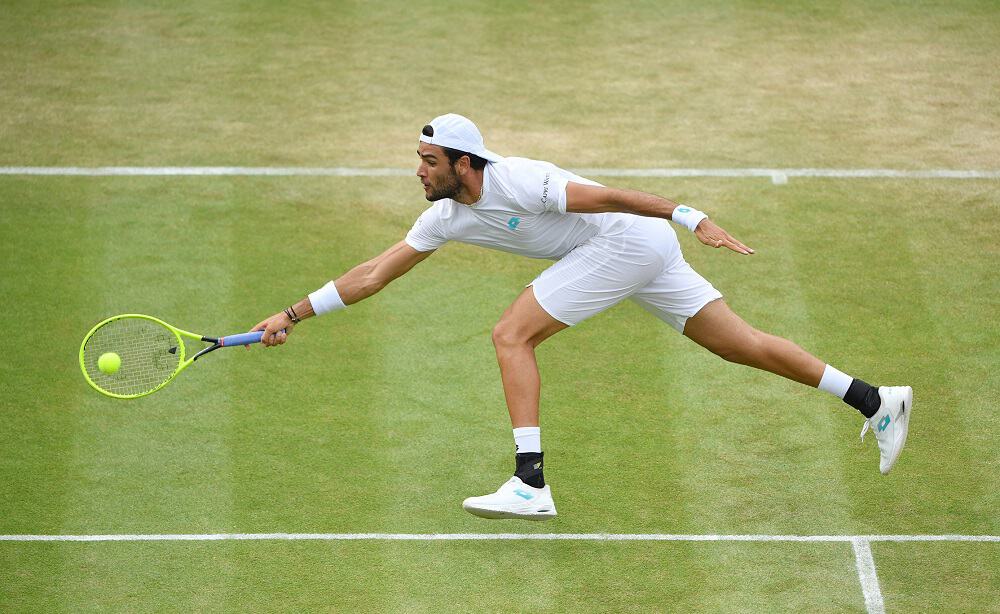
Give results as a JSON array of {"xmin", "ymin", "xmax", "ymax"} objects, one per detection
[{"xmin": 98, "ymin": 352, "xmax": 121, "ymax": 375}]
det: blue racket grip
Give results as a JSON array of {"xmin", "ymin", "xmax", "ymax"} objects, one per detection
[{"xmin": 219, "ymin": 331, "xmax": 265, "ymax": 346}]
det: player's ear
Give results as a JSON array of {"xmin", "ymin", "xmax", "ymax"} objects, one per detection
[{"xmin": 455, "ymin": 154, "xmax": 471, "ymax": 176}]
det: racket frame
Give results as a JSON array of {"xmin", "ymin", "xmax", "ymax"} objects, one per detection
[{"xmin": 79, "ymin": 314, "xmax": 231, "ymax": 399}]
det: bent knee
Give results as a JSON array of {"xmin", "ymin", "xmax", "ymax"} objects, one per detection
[{"xmin": 492, "ymin": 318, "xmax": 527, "ymax": 349}]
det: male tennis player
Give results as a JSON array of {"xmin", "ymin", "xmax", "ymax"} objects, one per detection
[{"xmin": 251, "ymin": 113, "xmax": 912, "ymax": 520}]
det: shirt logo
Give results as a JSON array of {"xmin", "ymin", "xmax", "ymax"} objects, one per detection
[
  {"xmin": 507, "ymin": 216, "xmax": 521, "ymax": 230},
  {"xmin": 540, "ymin": 173, "xmax": 550, "ymax": 206}
]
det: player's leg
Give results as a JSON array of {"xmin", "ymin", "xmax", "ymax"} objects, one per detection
[
  {"xmin": 461, "ymin": 287, "xmax": 566, "ymax": 521},
  {"xmin": 680, "ymin": 298, "xmax": 826, "ymax": 387},
  {"xmin": 632, "ymin": 258, "xmax": 911, "ymax": 475},
  {"xmin": 464, "ymin": 227, "xmax": 667, "ymax": 519},
  {"xmin": 681, "ymin": 299, "xmax": 911, "ymax": 473},
  {"xmin": 491, "ymin": 287, "xmax": 568, "ymax": 429}
]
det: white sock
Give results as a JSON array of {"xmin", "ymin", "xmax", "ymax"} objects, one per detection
[
  {"xmin": 818, "ymin": 364, "xmax": 853, "ymax": 399},
  {"xmin": 513, "ymin": 426, "xmax": 541, "ymax": 454}
]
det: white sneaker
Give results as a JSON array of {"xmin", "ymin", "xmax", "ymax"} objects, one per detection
[
  {"xmin": 462, "ymin": 476, "xmax": 557, "ymax": 520},
  {"xmin": 861, "ymin": 386, "xmax": 913, "ymax": 475}
]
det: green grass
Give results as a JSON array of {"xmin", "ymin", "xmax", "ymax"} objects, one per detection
[
  {"xmin": 2, "ymin": 1, "xmax": 999, "ymax": 612},
  {"xmin": 2, "ymin": 0, "xmax": 999, "ymax": 168},
  {"xmin": 2, "ymin": 541, "xmax": 868, "ymax": 612}
]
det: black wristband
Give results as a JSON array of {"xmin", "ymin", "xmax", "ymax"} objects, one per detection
[{"xmin": 284, "ymin": 307, "xmax": 301, "ymax": 324}]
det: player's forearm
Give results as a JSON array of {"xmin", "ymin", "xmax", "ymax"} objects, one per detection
[
  {"xmin": 288, "ymin": 262, "xmax": 383, "ymax": 321},
  {"xmin": 604, "ymin": 188, "xmax": 683, "ymax": 220},
  {"xmin": 301, "ymin": 253, "xmax": 404, "ymax": 316},
  {"xmin": 295, "ymin": 242, "xmax": 430, "ymax": 321},
  {"xmin": 332, "ymin": 260, "xmax": 388, "ymax": 305}
]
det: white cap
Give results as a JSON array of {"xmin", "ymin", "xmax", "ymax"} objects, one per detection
[{"xmin": 419, "ymin": 113, "xmax": 502, "ymax": 162}]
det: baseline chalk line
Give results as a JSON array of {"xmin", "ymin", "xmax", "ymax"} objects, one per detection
[{"xmin": 1, "ymin": 533, "xmax": 997, "ymax": 542}]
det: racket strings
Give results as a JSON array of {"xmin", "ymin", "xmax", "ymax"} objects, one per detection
[{"xmin": 83, "ymin": 318, "xmax": 181, "ymax": 396}]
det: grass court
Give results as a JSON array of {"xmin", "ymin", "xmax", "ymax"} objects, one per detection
[{"xmin": 1, "ymin": 1, "xmax": 998, "ymax": 611}]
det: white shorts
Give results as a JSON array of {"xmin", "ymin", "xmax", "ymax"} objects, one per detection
[{"xmin": 531, "ymin": 217, "xmax": 723, "ymax": 332}]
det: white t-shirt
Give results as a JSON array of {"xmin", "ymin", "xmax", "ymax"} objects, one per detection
[{"xmin": 405, "ymin": 157, "xmax": 636, "ymax": 260}]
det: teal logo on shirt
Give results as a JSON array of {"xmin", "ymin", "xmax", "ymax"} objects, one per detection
[{"xmin": 507, "ymin": 217, "xmax": 521, "ymax": 230}]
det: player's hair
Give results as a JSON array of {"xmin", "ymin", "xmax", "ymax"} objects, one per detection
[
  {"xmin": 442, "ymin": 146, "xmax": 487, "ymax": 171},
  {"xmin": 422, "ymin": 124, "xmax": 488, "ymax": 170}
]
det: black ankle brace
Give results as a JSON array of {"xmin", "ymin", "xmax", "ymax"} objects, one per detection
[
  {"xmin": 515, "ymin": 452, "xmax": 545, "ymax": 488},
  {"xmin": 844, "ymin": 378, "xmax": 881, "ymax": 418}
]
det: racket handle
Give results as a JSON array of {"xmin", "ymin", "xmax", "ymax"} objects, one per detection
[{"xmin": 219, "ymin": 331, "xmax": 266, "ymax": 346}]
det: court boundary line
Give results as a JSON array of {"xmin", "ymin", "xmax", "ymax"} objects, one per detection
[
  {"xmin": 852, "ymin": 538, "xmax": 886, "ymax": 614},
  {"xmin": 5, "ymin": 533, "xmax": 995, "ymax": 613},
  {"xmin": 1, "ymin": 166, "xmax": 999, "ymax": 184},
  {"xmin": 2, "ymin": 532, "xmax": 996, "ymax": 542}
]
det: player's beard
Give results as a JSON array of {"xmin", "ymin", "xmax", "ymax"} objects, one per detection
[{"xmin": 425, "ymin": 167, "xmax": 462, "ymax": 202}]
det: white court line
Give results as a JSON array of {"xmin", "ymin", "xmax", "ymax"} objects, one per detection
[
  {"xmin": 1, "ymin": 533, "xmax": 997, "ymax": 542},
  {"xmin": 1, "ymin": 166, "xmax": 999, "ymax": 182},
  {"xmin": 852, "ymin": 538, "xmax": 887, "ymax": 614},
  {"xmin": 6, "ymin": 532, "xmax": 993, "ymax": 612}
]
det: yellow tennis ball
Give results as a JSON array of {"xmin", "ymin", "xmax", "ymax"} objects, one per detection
[{"xmin": 98, "ymin": 352, "xmax": 121, "ymax": 375}]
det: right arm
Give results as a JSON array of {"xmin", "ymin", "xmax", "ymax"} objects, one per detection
[{"xmin": 252, "ymin": 240, "xmax": 434, "ymax": 346}]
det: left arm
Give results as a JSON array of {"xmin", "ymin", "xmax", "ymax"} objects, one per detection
[{"xmin": 565, "ymin": 182, "xmax": 754, "ymax": 255}]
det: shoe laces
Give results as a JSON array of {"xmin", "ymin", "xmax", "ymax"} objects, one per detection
[{"xmin": 860, "ymin": 420, "xmax": 871, "ymax": 443}]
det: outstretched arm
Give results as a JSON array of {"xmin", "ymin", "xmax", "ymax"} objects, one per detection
[
  {"xmin": 251, "ymin": 240, "xmax": 434, "ymax": 347},
  {"xmin": 564, "ymin": 182, "xmax": 754, "ymax": 255}
]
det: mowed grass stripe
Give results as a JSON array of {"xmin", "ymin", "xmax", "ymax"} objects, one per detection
[
  {"xmin": 652, "ymin": 180, "xmax": 859, "ymax": 600},
  {"xmin": 217, "ymin": 178, "xmax": 410, "ymax": 604},
  {"xmin": 61, "ymin": 180, "xmax": 242, "ymax": 535},
  {"xmin": 901, "ymin": 183, "xmax": 1000, "ymax": 531},
  {"xmin": 3, "ymin": 2, "xmax": 999, "ymax": 169},
  {"xmin": 0, "ymin": 179, "xmax": 98, "ymax": 535},
  {"xmin": 784, "ymin": 183, "xmax": 902, "ymax": 531},
  {"xmin": 641, "ymin": 179, "xmax": 855, "ymax": 535},
  {"xmin": 0, "ymin": 179, "xmax": 109, "ymax": 610},
  {"xmin": 366, "ymin": 249, "xmax": 536, "ymax": 528},
  {"xmin": 787, "ymin": 180, "xmax": 998, "ymax": 534}
]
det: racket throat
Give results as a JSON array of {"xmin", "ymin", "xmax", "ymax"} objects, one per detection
[{"xmin": 192, "ymin": 337, "xmax": 221, "ymax": 361}]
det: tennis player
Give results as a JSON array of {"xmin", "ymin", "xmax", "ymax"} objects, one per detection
[{"xmin": 251, "ymin": 113, "xmax": 912, "ymax": 520}]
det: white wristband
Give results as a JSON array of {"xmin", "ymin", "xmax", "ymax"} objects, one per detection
[
  {"xmin": 308, "ymin": 281, "xmax": 347, "ymax": 316},
  {"xmin": 671, "ymin": 205, "xmax": 708, "ymax": 232}
]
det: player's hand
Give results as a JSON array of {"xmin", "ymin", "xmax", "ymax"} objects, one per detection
[
  {"xmin": 249, "ymin": 312, "xmax": 294, "ymax": 348},
  {"xmin": 694, "ymin": 219, "xmax": 754, "ymax": 255}
]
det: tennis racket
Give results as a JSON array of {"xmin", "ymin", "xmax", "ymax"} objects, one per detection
[{"xmin": 79, "ymin": 314, "xmax": 267, "ymax": 399}]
